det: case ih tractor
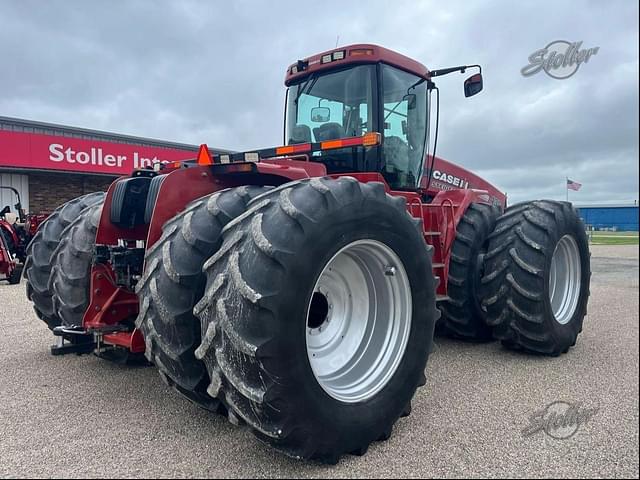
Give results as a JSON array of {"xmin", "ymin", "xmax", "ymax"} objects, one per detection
[
  {"xmin": 0, "ymin": 186, "xmax": 46, "ymax": 284},
  {"xmin": 23, "ymin": 44, "xmax": 590, "ymax": 462}
]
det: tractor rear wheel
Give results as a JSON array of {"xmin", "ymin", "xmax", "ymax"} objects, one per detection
[
  {"xmin": 135, "ymin": 186, "xmax": 270, "ymax": 412},
  {"xmin": 24, "ymin": 192, "xmax": 106, "ymax": 329},
  {"xmin": 195, "ymin": 177, "xmax": 438, "ymax": 462},
  {"xmin": 437, "ymin": 203, "xmax": 501, "ymax": 341},
  {"xmin": 481, "ymin": 200, "xmax": 591, "ymax": 355},
  {"xmin": 50, "ymin": 200, "xmax": 105, "ymax": 327}
]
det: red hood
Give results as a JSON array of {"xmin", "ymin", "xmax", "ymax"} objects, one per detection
[{"xmin": 421, "ymin": 156, "xmax": 506, "ymax": 208}]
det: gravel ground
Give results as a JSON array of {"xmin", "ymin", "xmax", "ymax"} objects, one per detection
[{"xmin": 0, "ymin": 244, "xmax": 638, "ymax": 478}]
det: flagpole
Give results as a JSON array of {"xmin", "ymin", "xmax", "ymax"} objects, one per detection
[{"xmin": 566, "ymin": 177, "xmax": 569, "ymax": 202}]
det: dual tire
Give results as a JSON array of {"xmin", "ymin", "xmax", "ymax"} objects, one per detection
[
  {"xmin": 481, "ymin": 200, "xmax": 591, "ymax": 355},
  {"xmin": 24, "ymin": 192, "xmax": 106, "ymax": 329},
  {"xmin": 140, "ymin": 177, "xmax": 438, "ymax": 462},
  {"xmin": 135, "ymin": 186, "xmax": 270, "ymax": 411},
  {"xmin": 436, "ymin": 199, "xmax": 590, "ymax": 356},
  {"xmin": 437, "ymin": 203, "xmax": 501, "ymax": 341}
]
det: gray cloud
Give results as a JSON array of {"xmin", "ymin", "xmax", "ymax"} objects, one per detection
[{"xmin": 0, "ymin": 0, "xmax": 637, "ymax": 204}]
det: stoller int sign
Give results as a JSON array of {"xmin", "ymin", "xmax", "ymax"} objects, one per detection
[{"xmin": 0, "ymin": 129, "xmax": 197, "ymax": 175}]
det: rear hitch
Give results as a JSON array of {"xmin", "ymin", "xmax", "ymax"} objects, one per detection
[
  {"xmin": 49, "ymin": 324, "xmax": 146, "ymax": 365},
  {"xmin": 51, "ymin": 326, "xmax": 96, "ymax": 356}
]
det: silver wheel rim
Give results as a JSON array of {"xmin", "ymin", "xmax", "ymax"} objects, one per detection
[
  {"xmin": 548, "ymin": 235, "xmax": 582, "ymax": 325},
  {"xmin": 305, "ymin": 239, "xmax": 412, "ymax": 403}
]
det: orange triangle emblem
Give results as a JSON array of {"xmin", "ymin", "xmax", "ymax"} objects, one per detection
[{"xmin": 197, "ymin": 144, "xmax": 213, "ymax": 165}]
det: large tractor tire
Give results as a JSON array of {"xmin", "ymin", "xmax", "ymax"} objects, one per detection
[
  {"xmin": 481, "ymin": 200, "xmax": 591, "ymax": 355},
  {"xmin": 437, "ymin": 203, "xmax": 501, "ymax": 341},
  {"xmin": 136, "ymin": 186, "xmax": 270, "ymax": 412},
  {"xmin": 50, "ymin": 200, "xmax": 105, "ymax": 327},
  {"xmin": 24, "ymin": 192, "xmax": 106, "ymax": 330},
  {"xmin": 194, "ymin": 177, "xmax": 439, "ymax": 463}
]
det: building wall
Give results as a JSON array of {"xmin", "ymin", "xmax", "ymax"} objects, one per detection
[
  {"xmin": 577, "ymin": 206, "xmax": 639, "ymax": 231},
  {"xmin": 28, "ymin": 171, "xmax": 117, "ymax": 214},
  {"xmin": 0, "ymin": 172, "xmax": 29, "ymax": 212}
]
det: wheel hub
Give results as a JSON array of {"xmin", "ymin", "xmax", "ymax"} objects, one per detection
[
  {"xmin": 305, "ymin": 239, "xmax": 412, "ymax": 403},
  {"xmin": 549, "ymin": 234, "xmax": 582, "ymax": 325}
]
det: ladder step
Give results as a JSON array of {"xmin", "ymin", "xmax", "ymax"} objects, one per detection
[
  {"xmin": 436, "ymin": 295, "xmax": 450, "ymax": 302},
  {"xmin": 432, "ymin": 263, "xmax": 445, "ymax": 268},
  {"xmin": 424, "ymin": 231, "xmax": 442, "ymax": 236}
]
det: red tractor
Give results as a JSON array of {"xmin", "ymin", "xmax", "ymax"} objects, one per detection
[
  {"xmin": 24, "ymin": 44, "xmax": 590, "ymax": 462},
  {"xmin": 0, "ymin": 186, "xmax": 46, "ymax": 284}
]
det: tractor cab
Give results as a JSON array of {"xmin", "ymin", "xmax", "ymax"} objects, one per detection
[
  {"xmin": 284, "ymin": 44, "xmax": 485, "ymax": 193},
  {"xmin": 285, "ymin": 46, "xmax": 430, "ymax": 190}
]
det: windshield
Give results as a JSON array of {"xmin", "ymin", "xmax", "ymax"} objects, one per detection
[
  {"xmin": 285, "ymin": 65, "xmax": 375, "ymax": 173},
  {"xmin": 284, "ymin": 63, "xmax": 429, "ymax": 188}
]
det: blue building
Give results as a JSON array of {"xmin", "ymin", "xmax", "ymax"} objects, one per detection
[{"xmin": 576, "ymin": 204, "xmax": 639, "ymax": 232}]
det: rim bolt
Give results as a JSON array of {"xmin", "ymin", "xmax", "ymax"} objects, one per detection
[{"xmin": 385, "ymin": 266, "xmax": 396, "ymax": 277}]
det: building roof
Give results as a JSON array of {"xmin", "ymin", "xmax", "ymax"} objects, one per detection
[
  {"xmin": 0, "ymin": 115, "xmax": 234, "ymax": 154},
  {"xmin": 575, "ymin": 204, "xmax": 639, "ymax": 209}
]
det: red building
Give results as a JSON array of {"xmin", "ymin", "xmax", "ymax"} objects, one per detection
[{"xmin": 0, "ymin": 116, "xmax": 229, "ymax": 214}]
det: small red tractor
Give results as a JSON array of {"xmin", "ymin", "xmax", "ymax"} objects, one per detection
[
  {"xmin": 24, "ymin": 44, "xmax": 590, "ymax": 462},
  {"xmin": 0, "ymin": 186, "xmax": 46, "ymax": 284}
]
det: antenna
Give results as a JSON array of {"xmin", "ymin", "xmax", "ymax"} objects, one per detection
[{"xmin": 335, "ymin": 35, "xmax": 340, "ymax": 48}]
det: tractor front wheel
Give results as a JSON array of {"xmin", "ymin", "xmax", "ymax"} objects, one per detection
[
  {"xmin": 195, "ymin": 177, "xmax": 438, "ymax": 462},
  {"xmin": 481, "ymin": 200, "xmax": 591, "ymax": 355}
]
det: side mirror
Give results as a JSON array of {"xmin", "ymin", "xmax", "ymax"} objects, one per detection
[
  {"xmin": 464, "ymin": 73, "xmax": 483, "ymax": 97},
  {"xmin": 311, "ymin": 107, "xmax": 330, "ymax": 122}
]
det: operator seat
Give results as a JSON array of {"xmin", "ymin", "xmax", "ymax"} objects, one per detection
[
  {"xmin": 3, "ymin": 212, "xmax": 17, "ymax": 225},
  {"xmin": 313, "ymin": 122, "xmax": 345, "ymax": 142},
  {"xmin": 289, "ymin": 125, "xmax": 312, "ymax": 144}
]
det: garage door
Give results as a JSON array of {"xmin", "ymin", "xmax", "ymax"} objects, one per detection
[{"xmin": 0, "ymin": 173, "xmax": 29, "ymax": 214}]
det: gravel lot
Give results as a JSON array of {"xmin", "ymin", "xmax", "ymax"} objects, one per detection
[{"xmin": 0, "ymin": 245, "xmax": 638, "ymax": 478}]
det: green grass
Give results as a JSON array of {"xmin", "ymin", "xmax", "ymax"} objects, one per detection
[{"xmin": 589, "ymin": 232, "xmax": 639, "ymax": 245}]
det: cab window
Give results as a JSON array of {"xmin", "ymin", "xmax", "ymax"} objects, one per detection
[
  {"xmin": 285, "ymin": 65, "xmax": 375, "ymax": 172},
  {"xmin": 381, "ymin": 65, "xmax": 429, "ymax": 190}
]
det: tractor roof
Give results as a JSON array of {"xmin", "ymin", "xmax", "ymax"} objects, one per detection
[{"xmin": 285, "ymin": 44, "xmax": 430, "ymax": 85}]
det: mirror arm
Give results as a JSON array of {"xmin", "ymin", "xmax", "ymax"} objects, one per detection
[{"xmin": 430, "ymin": 64, "xmax": 481, "ymax": 78}]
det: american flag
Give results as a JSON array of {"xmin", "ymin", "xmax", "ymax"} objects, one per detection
[{"xmin": 567, "ymin": 179, "xmax": 582, "ymax": 191}]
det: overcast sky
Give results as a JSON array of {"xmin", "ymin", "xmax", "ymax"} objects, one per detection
[{"xmin": 1, "ymin": 0, "xmax": 638, "ymax": 204}]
